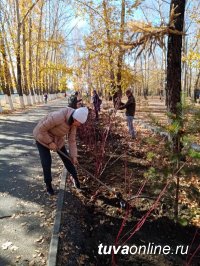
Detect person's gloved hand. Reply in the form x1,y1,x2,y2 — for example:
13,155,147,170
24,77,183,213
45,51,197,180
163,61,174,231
49,142,58,152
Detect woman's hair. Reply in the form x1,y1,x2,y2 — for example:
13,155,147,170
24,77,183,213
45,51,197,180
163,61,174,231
67,113,74,126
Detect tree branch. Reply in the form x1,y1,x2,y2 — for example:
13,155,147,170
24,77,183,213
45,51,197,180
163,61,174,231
74,0,105,21
20,0,42,26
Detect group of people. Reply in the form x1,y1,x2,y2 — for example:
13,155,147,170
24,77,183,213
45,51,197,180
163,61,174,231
33,89,136,195
68,90,102,120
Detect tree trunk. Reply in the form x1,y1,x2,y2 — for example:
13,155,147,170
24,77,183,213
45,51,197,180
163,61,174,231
0,3,18,92
28,16,35,104
143,54,149,99
182,26,189,96
0,61,4,112
194,70,200,90
22,11,29,98
3,32,18,92
166,0,186,222
35,2,44,99
0,59,6,106
188,65,192,97
0,30,14,110
116,0,125,95
102,0,116,96
15,0,25,108
166,0,186,115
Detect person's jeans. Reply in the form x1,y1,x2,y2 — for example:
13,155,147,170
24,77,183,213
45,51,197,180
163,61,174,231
126,116,136,137
36,141,77,184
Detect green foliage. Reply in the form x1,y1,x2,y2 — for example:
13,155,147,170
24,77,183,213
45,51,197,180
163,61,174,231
179,204,200,227
146,99,200,225
144,136,158,145
166,120,181,136
146,151,156,162
144,167,159,180
178,217,188,226
188,149,200,159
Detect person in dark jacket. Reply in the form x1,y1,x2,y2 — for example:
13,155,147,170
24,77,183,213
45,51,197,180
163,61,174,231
44,93,48,104
119,89,136,138
92,90,102,120
68,91,82,109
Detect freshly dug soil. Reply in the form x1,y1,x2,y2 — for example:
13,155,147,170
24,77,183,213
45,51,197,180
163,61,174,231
57,113,200,266
57,188,199,266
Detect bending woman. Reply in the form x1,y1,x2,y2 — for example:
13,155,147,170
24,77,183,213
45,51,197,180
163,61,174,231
33,107,88,195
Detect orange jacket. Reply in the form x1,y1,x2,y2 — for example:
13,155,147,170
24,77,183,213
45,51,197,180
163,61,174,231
33,107,77,157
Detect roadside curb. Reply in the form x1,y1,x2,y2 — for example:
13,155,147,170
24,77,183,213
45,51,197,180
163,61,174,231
135,118,200,152
47,168,67,266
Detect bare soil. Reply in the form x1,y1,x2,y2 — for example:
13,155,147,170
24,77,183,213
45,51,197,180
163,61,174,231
57,109,199,266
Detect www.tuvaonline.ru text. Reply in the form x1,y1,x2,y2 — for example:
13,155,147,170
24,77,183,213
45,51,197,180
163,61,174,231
98,243,189,255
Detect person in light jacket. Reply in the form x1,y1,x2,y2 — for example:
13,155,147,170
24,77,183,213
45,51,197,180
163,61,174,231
33,107,88,195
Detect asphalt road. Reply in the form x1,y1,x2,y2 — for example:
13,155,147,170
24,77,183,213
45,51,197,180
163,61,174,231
0,98,68,266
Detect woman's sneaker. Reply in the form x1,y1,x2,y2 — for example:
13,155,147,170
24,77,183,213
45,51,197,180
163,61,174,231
46,183,55,196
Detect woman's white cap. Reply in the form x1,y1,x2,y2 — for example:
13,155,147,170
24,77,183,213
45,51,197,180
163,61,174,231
72,107,89,124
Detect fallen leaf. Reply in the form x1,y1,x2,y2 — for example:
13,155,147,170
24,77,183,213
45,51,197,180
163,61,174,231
10,245,19,251
29,260,35,266
21,222,27,226
2,241,12,250
35,236,44,243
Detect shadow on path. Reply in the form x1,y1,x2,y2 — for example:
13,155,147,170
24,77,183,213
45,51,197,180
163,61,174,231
0,99,68,265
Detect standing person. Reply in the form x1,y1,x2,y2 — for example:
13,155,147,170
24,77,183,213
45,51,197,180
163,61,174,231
44,93,48,104
86,91,90,103
92,90,102,120
108,93,112,101
33,107,89,195
119,89,136,139
68,91,82,109
113,89,122,108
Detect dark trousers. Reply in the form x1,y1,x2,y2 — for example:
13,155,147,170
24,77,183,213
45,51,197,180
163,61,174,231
36,141,77,184
94,108,99,120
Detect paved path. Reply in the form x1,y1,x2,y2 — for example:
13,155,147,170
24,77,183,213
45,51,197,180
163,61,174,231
0,99,67,266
